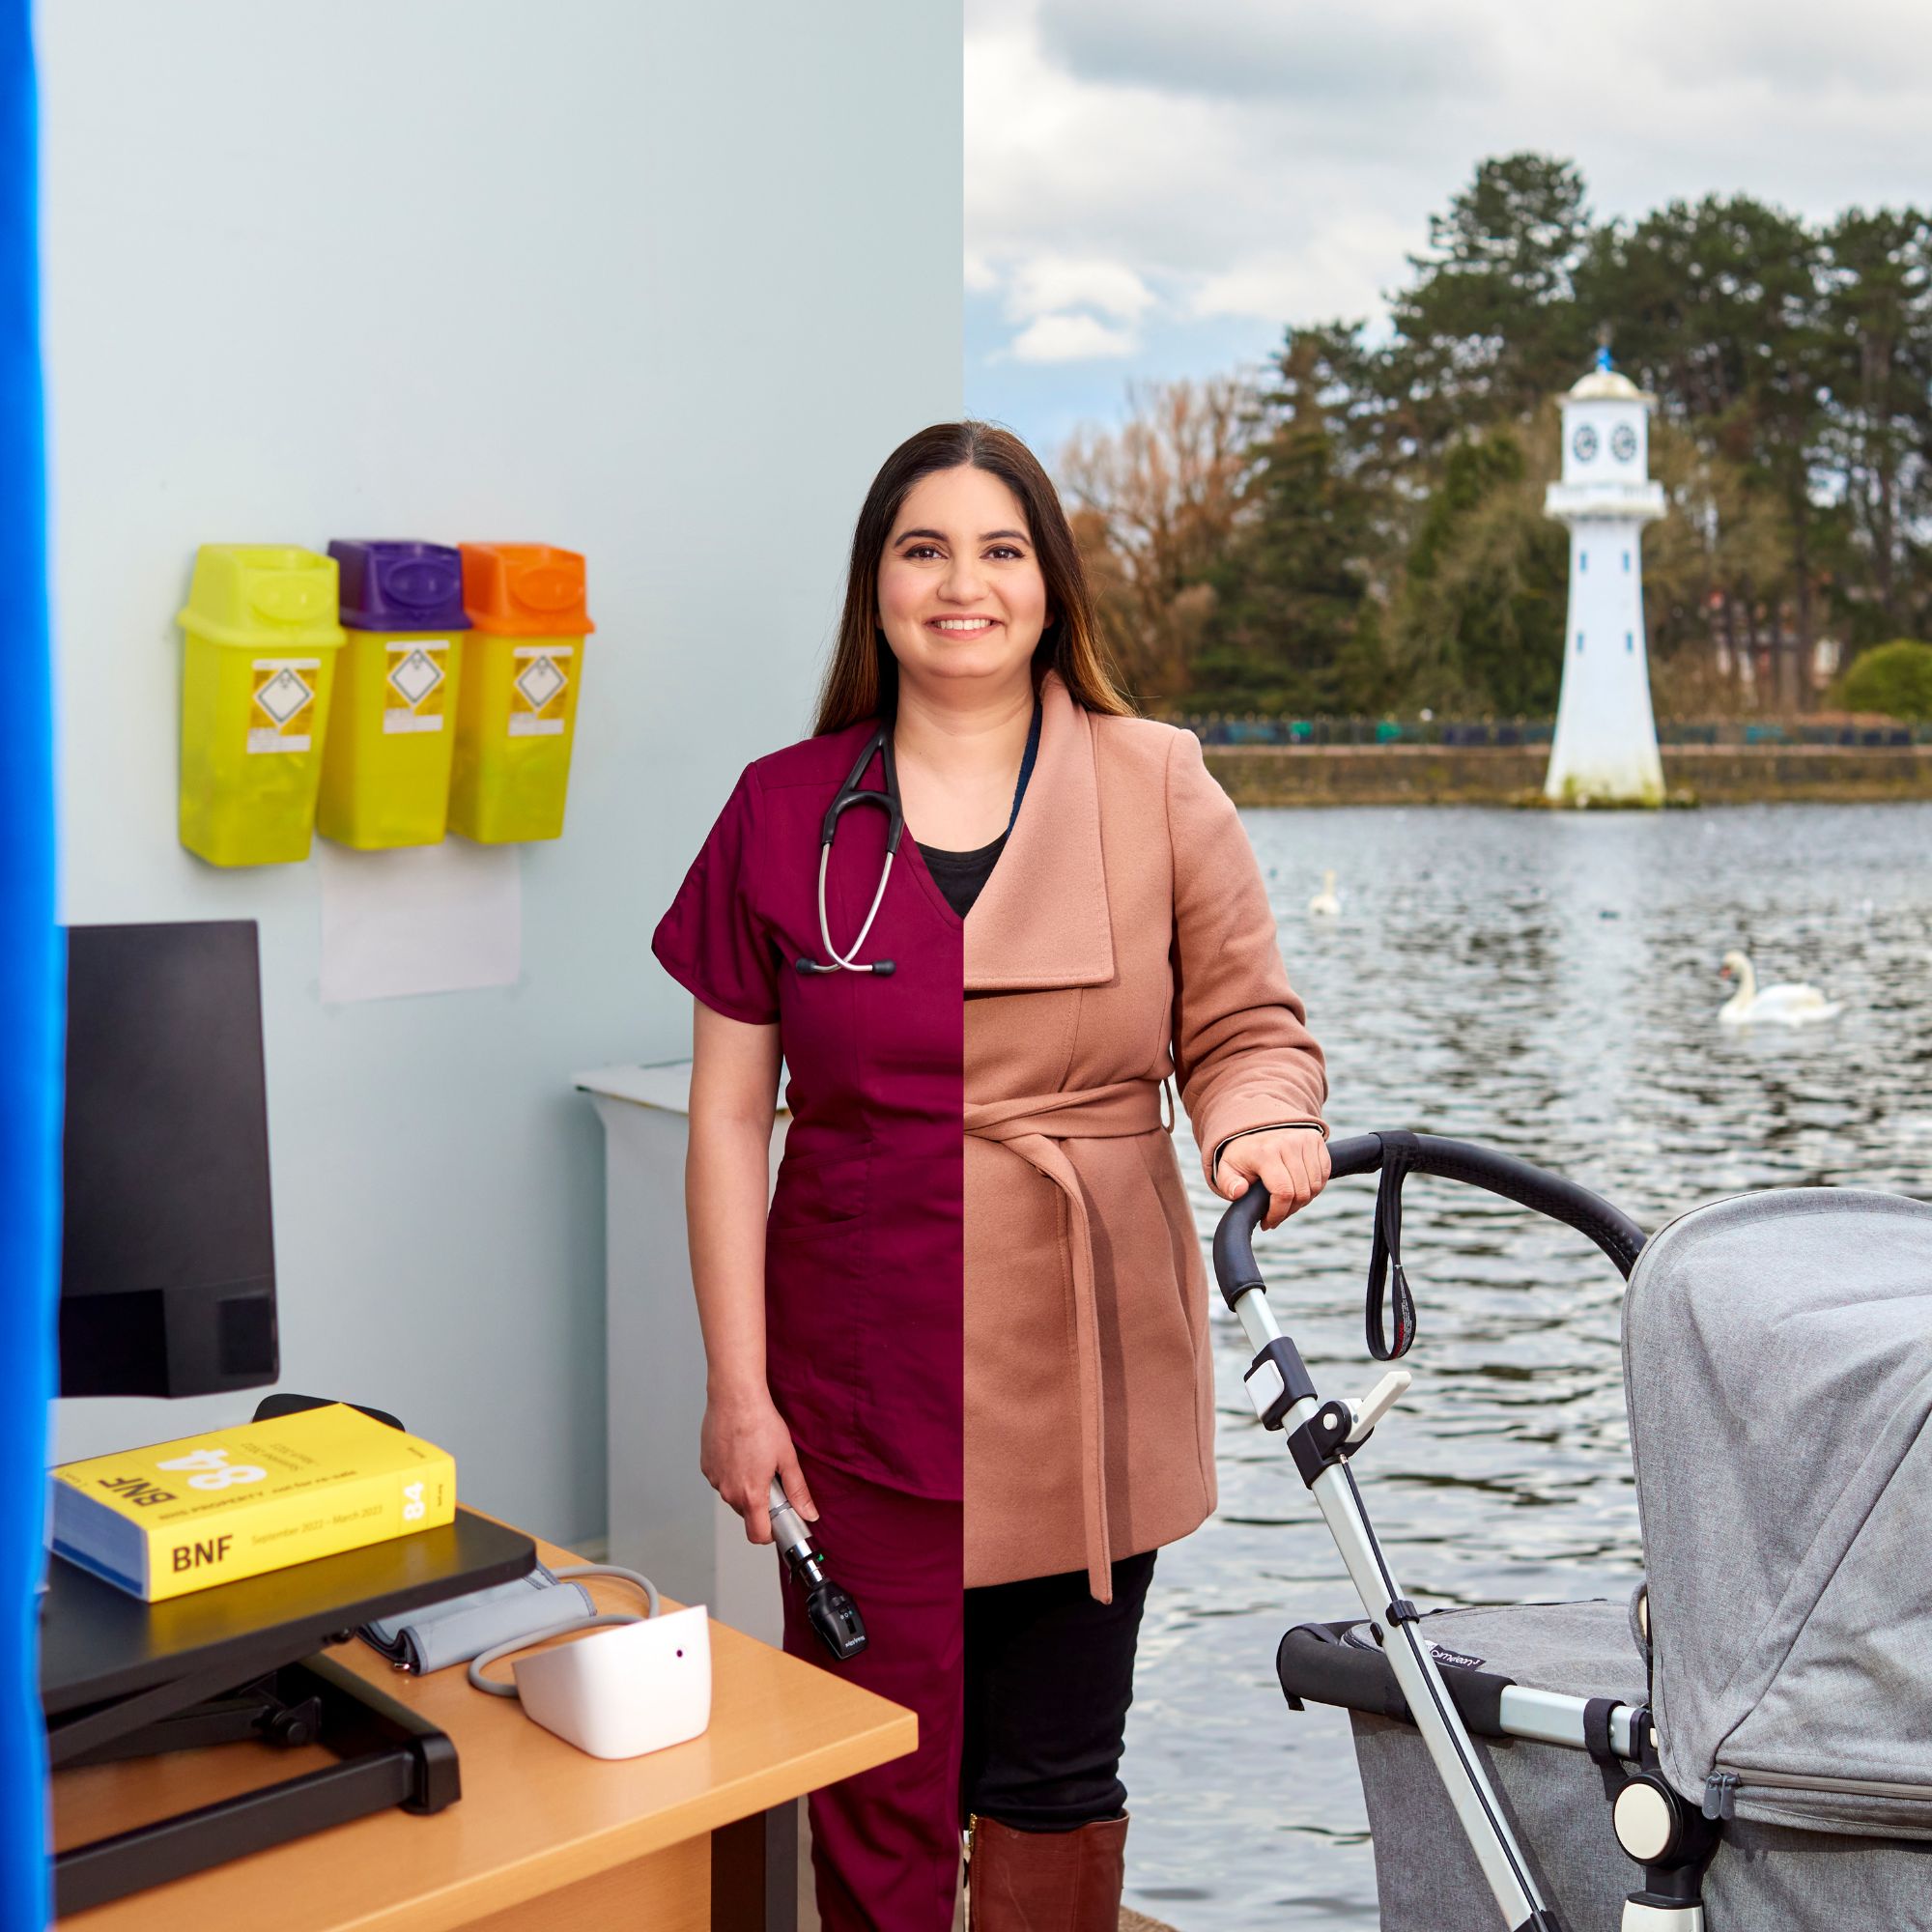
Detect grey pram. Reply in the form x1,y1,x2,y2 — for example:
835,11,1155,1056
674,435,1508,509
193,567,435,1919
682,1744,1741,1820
1217,1131,1932,1931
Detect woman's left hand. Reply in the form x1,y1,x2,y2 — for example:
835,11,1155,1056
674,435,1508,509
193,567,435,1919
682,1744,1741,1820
1214,1127,1330,1230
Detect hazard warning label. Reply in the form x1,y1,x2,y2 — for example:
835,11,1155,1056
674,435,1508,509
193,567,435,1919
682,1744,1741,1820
248,660,318,754
384,640,448,735
509,646,570,738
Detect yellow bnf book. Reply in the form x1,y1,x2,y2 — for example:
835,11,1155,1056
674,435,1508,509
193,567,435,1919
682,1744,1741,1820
50,1404,456,1602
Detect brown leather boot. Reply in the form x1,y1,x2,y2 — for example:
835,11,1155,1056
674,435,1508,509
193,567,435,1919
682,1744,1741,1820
966,1814,1127,1931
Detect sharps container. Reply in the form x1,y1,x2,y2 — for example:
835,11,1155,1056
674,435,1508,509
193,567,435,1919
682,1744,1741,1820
317,541,470,848
448,544,593,842
178,545,346,867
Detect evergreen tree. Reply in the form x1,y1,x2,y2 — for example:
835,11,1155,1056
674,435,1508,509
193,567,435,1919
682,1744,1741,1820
1192,326,1382,709
1390,429,1568,715
1817,209,1932,644
1195,412,1374,709
1392,154,1598,440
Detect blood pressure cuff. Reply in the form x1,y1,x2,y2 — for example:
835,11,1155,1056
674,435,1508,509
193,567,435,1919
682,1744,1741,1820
358,1565,596,1675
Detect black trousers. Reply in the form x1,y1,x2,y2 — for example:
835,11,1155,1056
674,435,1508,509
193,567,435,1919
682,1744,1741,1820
959,1549,1157,1833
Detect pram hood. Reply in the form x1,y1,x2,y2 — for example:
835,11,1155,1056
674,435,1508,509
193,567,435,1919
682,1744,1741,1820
1624,1186,1932,1835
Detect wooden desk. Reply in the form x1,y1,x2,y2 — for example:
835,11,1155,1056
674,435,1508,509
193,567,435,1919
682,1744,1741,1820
51,1528,915,1932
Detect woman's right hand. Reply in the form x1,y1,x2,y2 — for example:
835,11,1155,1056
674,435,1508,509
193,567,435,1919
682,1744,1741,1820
700,1385,819,1544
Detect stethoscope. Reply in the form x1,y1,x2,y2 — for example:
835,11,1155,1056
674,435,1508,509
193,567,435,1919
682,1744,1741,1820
795,723,903,978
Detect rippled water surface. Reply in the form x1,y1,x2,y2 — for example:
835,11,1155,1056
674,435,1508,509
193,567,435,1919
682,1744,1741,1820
1122,804,1932,1930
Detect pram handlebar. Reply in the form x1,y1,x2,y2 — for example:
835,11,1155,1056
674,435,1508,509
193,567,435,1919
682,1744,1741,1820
1217,1134,1654,1932
1212,1130,1647,1311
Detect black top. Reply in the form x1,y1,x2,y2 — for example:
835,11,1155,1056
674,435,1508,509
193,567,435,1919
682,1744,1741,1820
919,834,1007,918
912,697,1042,920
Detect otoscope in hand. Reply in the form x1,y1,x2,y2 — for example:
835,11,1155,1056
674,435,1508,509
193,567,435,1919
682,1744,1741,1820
768,1478,868,1662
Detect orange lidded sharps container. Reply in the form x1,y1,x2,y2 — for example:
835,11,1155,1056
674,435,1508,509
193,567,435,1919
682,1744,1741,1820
448,544,592,842
317,541,469,848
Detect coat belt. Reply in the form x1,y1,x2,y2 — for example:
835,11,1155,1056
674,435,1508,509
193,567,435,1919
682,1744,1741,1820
964,1078,1169,1605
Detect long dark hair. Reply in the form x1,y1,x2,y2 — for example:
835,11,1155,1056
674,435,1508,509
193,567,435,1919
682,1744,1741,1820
813,421,1133,733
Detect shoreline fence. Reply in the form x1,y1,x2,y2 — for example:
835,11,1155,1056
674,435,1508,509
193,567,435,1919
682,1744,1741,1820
1177,717,1931,750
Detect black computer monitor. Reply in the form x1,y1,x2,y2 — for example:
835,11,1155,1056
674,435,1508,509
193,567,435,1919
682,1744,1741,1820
59,920,279,1399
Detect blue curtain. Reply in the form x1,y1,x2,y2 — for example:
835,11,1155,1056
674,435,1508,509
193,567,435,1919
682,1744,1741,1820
0,0,54,1923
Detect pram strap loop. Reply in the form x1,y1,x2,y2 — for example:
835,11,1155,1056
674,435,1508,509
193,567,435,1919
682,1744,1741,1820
1583,1692,1631,1802
1583,1695,1623,1768
1367,1131,1421,1359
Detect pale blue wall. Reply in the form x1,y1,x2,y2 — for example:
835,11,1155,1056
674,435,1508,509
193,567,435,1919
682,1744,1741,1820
43,2,963,1547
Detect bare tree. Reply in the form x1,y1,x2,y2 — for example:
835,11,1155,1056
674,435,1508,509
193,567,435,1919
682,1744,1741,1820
1057,378,1251,699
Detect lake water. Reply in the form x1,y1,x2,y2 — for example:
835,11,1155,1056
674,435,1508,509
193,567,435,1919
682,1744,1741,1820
1122,803,1932,1930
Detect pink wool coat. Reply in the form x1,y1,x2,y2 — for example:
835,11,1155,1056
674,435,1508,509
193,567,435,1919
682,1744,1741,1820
963,672,1328,1602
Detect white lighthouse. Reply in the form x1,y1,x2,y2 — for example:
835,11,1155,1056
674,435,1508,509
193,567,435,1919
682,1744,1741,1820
1544,350,1667,806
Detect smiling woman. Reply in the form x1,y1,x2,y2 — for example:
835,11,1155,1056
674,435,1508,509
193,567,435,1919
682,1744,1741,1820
815,420,1130,739
655,419,1328,1930
936,436,1327,1932
653,433,976,1925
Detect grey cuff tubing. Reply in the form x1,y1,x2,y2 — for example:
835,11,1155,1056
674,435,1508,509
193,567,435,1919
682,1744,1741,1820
468,1566,662,1698
358,1563,659,1677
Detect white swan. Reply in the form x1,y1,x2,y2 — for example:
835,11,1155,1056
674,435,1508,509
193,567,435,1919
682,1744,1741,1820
1308,868,1341,918
1719,950,1840,1027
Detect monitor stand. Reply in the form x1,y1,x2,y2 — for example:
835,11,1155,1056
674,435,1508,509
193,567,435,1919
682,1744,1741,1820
43,1508,536,1917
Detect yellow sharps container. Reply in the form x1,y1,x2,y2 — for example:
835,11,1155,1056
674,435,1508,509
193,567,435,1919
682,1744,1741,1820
317,542,469,848
449,544,593,842
178,545,346,867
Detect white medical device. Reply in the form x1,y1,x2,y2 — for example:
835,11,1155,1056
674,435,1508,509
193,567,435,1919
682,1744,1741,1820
467,1566,712,1761
506,1604,711,1761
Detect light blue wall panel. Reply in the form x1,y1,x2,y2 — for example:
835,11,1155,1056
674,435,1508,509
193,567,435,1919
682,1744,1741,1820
42,2,964,1547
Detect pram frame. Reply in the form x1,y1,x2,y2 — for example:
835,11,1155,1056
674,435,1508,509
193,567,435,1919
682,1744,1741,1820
1220,1130,1717,1932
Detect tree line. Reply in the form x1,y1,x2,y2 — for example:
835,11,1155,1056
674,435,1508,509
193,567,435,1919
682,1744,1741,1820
1061,156,1932,718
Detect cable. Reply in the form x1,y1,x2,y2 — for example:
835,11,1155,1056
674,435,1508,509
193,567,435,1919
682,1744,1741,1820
553,1564,662,1617
467,1566,661,1698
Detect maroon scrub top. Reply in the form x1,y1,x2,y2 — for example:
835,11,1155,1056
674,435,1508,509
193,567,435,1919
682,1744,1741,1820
652,721,963,1500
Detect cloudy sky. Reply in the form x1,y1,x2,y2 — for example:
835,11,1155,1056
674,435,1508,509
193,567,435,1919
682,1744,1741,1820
964,0,1932,459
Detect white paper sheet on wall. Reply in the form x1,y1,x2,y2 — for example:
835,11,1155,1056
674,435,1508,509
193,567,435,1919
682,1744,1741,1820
319,840,522,1003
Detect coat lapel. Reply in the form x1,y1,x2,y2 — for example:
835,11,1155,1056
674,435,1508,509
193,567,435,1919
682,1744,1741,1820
965,671,1116,992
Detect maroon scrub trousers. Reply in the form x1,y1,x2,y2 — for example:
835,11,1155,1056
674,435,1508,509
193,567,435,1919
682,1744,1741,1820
654,722,964,1931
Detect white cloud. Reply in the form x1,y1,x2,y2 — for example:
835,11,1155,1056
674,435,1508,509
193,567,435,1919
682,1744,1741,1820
964,251,1001,294
1007,313,1140,363
1187,220,1415,326
1667,3,1932,95
1035,0,1494,104
1006,257,1154,324
966,0,1932,377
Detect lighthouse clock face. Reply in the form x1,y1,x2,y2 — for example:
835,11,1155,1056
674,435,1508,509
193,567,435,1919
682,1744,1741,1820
1611,423,1638,463
1572,423,1599,462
